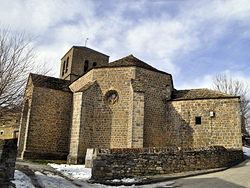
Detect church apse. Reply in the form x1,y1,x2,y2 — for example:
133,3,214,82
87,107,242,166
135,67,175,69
67,67,136,163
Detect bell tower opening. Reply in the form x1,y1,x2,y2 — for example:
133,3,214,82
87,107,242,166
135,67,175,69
84,60,89,72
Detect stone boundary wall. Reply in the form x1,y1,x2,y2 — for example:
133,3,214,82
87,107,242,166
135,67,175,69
0,138,17,182
91,146,243,181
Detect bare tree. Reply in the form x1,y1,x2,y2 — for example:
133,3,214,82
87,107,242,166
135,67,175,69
212,74,250,134
0,26,50,117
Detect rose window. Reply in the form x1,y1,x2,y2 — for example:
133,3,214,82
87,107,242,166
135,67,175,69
106,91,119,105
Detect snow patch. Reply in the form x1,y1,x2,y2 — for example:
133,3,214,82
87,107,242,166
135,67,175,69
110,178,145,183
11,170,35,188
48,163,91,180
243,146,250,159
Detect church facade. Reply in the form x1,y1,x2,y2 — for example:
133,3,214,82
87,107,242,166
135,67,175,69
17,46,242,164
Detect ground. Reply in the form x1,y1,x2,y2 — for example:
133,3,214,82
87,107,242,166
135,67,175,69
10,147,250,188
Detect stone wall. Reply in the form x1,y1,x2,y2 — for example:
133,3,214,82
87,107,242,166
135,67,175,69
20,85,72,160
92,67,133,149
68,82,102,164
91,146,243,181
67,67,173,163
0,126,19,140
168,98,242,149
0,111,20,140
0,138,17,182
127,91,144,148
135,68,173,147
68,67,135,163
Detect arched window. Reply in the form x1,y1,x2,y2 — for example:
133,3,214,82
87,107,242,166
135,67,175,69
62,61,66,76
93,62,97,67
84,60,89,72
65,57,69,73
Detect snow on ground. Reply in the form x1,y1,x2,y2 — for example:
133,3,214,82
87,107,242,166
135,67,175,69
48,163,91,180
110,178,144,183
11,147,250,188
47,163,147,186
243,146,250,158
11,164,174,187
11,170,35,188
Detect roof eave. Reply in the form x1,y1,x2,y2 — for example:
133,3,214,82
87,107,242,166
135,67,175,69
170,96,240,101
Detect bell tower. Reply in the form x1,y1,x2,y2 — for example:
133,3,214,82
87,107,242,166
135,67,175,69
60,46,109,81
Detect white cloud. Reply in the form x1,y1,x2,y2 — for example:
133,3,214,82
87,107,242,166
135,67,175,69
217,70,250,87
1,0,250,87
176,69,250,91
177,74,214,90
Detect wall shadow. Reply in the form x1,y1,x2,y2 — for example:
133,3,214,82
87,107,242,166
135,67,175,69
17,99,29,157
165,102,194,148
83,82,112,149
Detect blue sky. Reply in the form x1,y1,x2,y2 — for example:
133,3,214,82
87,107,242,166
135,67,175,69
1,0,250,90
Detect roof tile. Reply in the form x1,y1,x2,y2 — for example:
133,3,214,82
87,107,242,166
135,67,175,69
96,55,170,75
30,73,71,92
171,89,239,100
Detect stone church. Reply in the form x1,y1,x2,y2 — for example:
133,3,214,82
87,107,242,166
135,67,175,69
17,46,242,164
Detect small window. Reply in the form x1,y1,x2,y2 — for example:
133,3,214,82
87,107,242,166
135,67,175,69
84,60,89,72
3,121,5,125
62,60,66,76
0,131,3,135
195,117,201,125
65,57,69,73
93,62,97,67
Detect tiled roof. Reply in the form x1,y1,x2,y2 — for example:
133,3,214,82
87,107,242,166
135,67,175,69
30,73,71,92
96,55,170,75
61,46,109,60
73,46,109,57
171,89,239,101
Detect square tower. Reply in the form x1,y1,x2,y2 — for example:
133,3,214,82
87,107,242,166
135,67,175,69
60,46,109,81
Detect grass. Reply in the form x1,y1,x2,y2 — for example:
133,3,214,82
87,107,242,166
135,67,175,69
26,159,67,165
